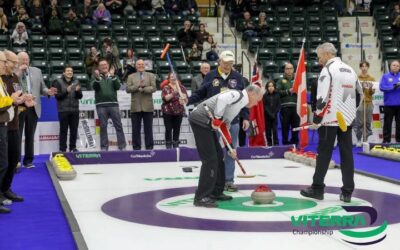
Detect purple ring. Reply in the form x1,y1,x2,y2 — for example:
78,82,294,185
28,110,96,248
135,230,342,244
101,184,400,232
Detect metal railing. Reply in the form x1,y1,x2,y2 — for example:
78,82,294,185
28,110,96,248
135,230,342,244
356,16,366,62
221,7,238,64
241,51,252,82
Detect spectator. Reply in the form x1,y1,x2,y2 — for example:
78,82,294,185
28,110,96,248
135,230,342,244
64,8,80,35
104,0,126,14
276,63,300,145
85,46,100,78
164,0,182,16
379,60,400,143
151,0,165,15
13,7,31,28
29,0,43,25
78,0,94,24
100,37,122,77
161,72,188,148
354,61,375,147
0,7,8,34
196,23,209,49
237,11,257,40
0,1,10,16
1,50,26,208
47,8,62,35
17,52,57,168
187,50,250,193
44,0,61,26
191,61,210,92
126,59,157,150
124,0,136,15
121,48,137,82
11,22,29,48
256,12,270,37
246,0,261,16
53,65,83,152
93,3,112,26
11,0,24,18
390,3,400,37
91,59,126,151
177,20,196,49
263,80,280,146
229,0,245,27
201,35,218,61
136,0,152,15
180,0,199,17
187,43,201,62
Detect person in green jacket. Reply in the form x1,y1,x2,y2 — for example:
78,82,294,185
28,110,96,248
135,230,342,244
92,58,126,151
275,62,300,145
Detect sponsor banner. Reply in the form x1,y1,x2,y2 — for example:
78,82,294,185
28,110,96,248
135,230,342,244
63,149,178,165
179,147,200,161
237,146,292,159
341,43,375,49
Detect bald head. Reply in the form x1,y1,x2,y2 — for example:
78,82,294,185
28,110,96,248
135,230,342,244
18,51,30,68
0,51,6,76
5,50,18,74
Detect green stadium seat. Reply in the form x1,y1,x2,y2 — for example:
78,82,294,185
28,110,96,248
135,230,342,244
115,36,131,49
149,36,163,49
324,26,339,37
381,36,397,47
156,15,171,25
277,6,289,16
262,37,278,49
307,48,318,60
307,73,319,90
290,26,305,38
378,25,392,36
377,15,390,25
75,74,90,90
308,16,321,26
278,17,290,28
140,15,154,25
31,47,47,61
31,24,43,35
50,60,66,74
274,48,291,61
68,60,86,74
42,74,50,87
306,5,320,16
276,60,291,71
308,26,322,37
271,26,283,37
308,61,321,72
164,36,179,48
383,47,399,60
136,48,152,59
169,48,183,60
65,36,81,49
80,24,96,36
292,16,306,26
293,37,307,48
66,48,83,61
271,73,284,82
310,37,323,48
279,37,293,48
179,73,193,88
47,36,64,48
156,61,171,74
209,61,218,70
174,61,190,74
171,15,184,26
323,16,338,27
151,48,163,60
82,36,97,48
30,35,45,48
159,25,176,36
132,36,147,49
261,60,278,75
112,25,127,37
128,25,143,36
258,48,274,61
125,15,139,25
322,5,337,17
325,36,340,48
111,14,124,25
189,61,202,74
144,25,159,37
31,60,49,74
248,37,262,54
96,25,112,37
291,6,304,17
265,16,277,26
291,48,301,59
48,48,65,61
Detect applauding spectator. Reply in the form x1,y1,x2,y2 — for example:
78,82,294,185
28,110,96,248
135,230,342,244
161,72,187,148
93,3,112,26
11,22,28,48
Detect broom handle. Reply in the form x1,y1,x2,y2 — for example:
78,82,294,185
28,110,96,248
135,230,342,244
292,120,338,131
204,105,247,175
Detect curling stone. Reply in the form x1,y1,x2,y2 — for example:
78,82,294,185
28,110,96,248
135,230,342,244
251,185,276,204
284,151,292,160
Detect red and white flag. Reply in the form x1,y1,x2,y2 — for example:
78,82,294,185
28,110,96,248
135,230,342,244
293,41,308,150
248,62,266,146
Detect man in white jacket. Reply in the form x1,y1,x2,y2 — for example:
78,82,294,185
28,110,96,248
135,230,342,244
188,85,263,208
300,43,363,203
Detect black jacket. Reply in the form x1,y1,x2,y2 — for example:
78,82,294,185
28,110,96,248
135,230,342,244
53,76,83,113
263,91,280,120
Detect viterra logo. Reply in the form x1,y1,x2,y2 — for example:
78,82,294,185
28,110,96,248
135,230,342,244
291,206,387,245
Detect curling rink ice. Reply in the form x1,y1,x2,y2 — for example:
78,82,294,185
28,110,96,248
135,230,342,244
58,159,400,250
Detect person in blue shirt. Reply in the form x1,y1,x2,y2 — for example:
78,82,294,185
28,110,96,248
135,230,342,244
187,50,249,192
379,60,400,143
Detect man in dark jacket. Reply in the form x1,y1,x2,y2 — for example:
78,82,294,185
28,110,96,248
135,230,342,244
53,65,83,152
263,80,280,146
177,20,197,49
276,63,300,145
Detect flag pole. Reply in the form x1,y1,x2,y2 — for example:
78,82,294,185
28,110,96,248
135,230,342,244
294,38,306,94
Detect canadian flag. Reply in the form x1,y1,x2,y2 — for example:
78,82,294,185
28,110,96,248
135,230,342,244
292,42,308,149
248,62,266,146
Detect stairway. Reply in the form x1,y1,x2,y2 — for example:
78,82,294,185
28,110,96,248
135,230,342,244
339,16,383,80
